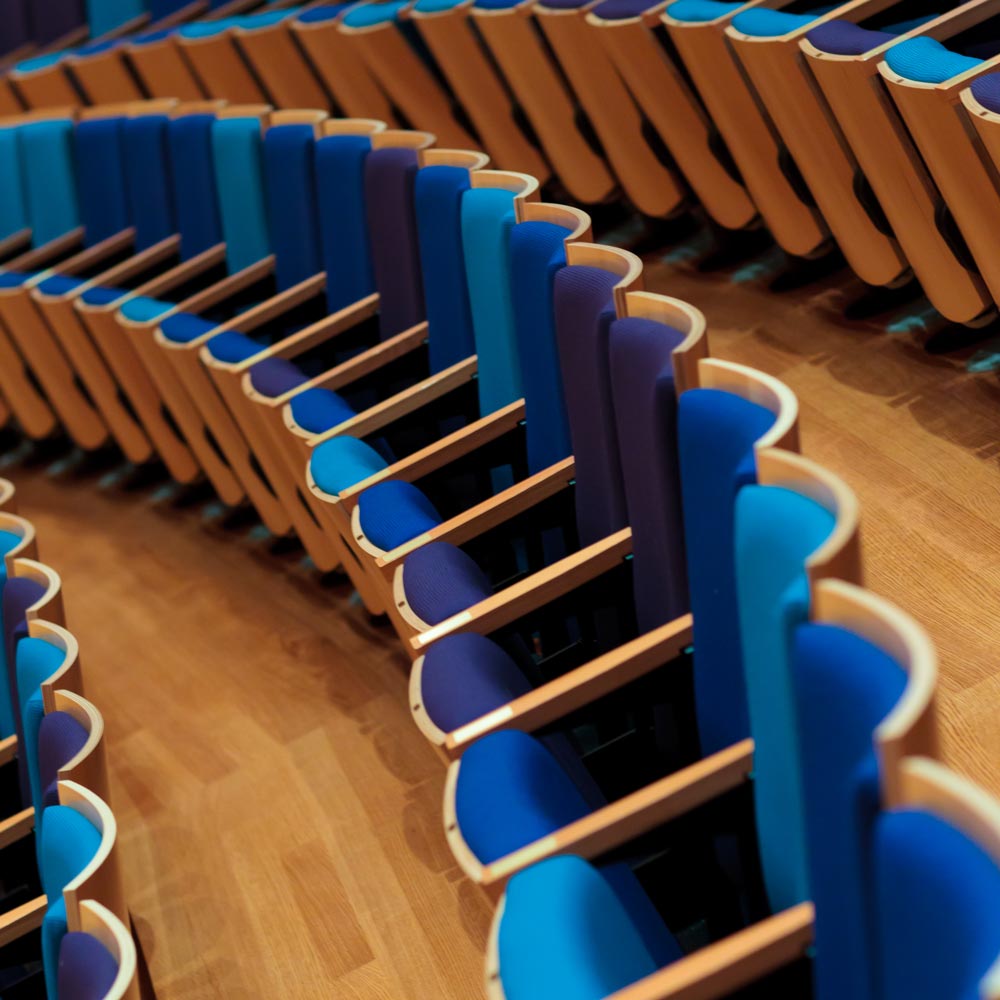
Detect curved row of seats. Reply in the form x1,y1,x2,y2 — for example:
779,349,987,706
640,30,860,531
0,478,140,999
13,1,1000,330
0,97,996,999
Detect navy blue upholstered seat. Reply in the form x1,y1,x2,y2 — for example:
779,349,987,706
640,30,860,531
58,931,120,1000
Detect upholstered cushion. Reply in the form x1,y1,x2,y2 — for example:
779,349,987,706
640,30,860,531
665,0,741,22
74,116,130,247
884,36,982,83
592,0,657,19
342,0,408,27
0,270,34,289
412,0,468,11
58,932,120,1000
237,7,300,29
119,296,173,324
455,729,593,863
73,38,123,58
130,27,176,44
35,274,88,298
212,117,270,274
499,857,666,1000
168,113,223,260
356,480,443,552
38,710,90,810
178,17,240,38
309,435,389,496
123,114,175,252
474,0,524,8
289,387,356,433
15,52,67,74
0,126,26,243
806,20,897,55
79,285,129,308
731,7,826,36
970,72,1000,113
401,542,492,626
248,357,309,397
420,633,532,733
159,311,218,346
538,0,591,9
205,329,261,363
297,4,352,23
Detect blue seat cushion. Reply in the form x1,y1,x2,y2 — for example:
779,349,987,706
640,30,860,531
159,311,218,345
178,17,240,37
297,4,352,22
420,632,532,733
356,480,444,552
538,0,592,8
0,270,35,289
119,296,174,323
970,71,1000,113
15,52,66,74
35,274,87,298
731,7,827,35
248,356,309,397
474,0,524,8
412,0,467,10
455,729,593,864
309,435,389,496
884,36,983,83
131,27,176,44
289,387,356,433
342,1,408,26
666,0,741,21
79,285,129,307
591,0,654,17
205,329,261,363
806,19,897,55
402,541,492,626
500,856,665,1000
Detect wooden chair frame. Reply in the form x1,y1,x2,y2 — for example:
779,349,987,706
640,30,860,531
9,59,79,111
75,899,140,1000
725,0,908,286
177,22,270,104
126,31,208,101
66,47,144,105
803,10,993,323
878,0,1000,312
587,2,757,229
661,0,829,257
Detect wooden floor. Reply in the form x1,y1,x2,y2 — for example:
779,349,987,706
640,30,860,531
9,240,1000,998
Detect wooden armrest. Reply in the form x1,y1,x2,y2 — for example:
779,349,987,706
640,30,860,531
239,293,384,375
482,739,755,887
41,228,136,278
606,903,814,1000
174,255,275,316
0,733,17,767
206,271,327,345
0,894,46,949
8,229,85,271
335,401,526,504
412,527,634,653
0,806,34,851
80,234,181,287
316,355,478,443
378,457,577,572
131,243,228,300
444,613,693,757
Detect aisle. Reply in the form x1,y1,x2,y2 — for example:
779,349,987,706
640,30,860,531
8,246,1000,997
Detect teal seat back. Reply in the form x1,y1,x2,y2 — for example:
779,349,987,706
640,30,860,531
460,187,520,416
86,0,145,37
735,484,836,912
19,118,81,248
211,117,271,276
0,126,27,244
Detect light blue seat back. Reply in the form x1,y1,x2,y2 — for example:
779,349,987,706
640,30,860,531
123,114,175,253
416,164,476,375
262,123,323,293
167,113,223,262
315,133,376,315
461,187,520,416
40,802,104,1000
86,0,145,38
0,126,27,244
793,622,908,1000
874,803,1000,1000
211,117,271,275
19,118,81,248
677,389,776,755
0,528,22,738
735,484,836,912
74,115,131,248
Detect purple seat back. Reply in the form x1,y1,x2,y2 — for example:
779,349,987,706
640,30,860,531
363,147,426,339
553,265,628,548
58,931,120,1000
609,316,690,630
39,710,90,808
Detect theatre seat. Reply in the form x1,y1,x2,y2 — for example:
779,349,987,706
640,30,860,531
884,35,983,82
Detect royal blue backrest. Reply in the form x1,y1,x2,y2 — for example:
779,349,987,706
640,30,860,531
263,123,323,293
315,133,376,315
0,126,27,244
364,146,426,338
19,119,81,248
677,389,775,756
875,807,1000,1000
461,187,520,415
30,0,86,48
553,265,627,549
74,116,130,248
510,220,573,474
609,315,690,629
59,932,121,1000
86,0,144,38
793,622,907,1000
735,484,836,913
416,164,476,375
123,114,175,253
0,0,30,56
168,113,223,261
212,117,271,275
38,710,89,809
